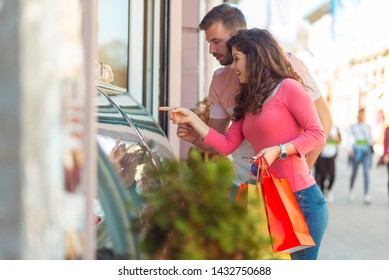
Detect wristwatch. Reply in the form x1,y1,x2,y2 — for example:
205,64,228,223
279,144,287,160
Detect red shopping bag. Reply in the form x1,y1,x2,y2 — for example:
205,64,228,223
259,157,316,254
236,173,291,259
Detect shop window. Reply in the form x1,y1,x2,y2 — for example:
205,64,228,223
97,0,129,89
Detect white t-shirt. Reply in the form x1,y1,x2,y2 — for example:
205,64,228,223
320,126,341,158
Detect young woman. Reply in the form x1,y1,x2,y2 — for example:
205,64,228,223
160,28,328,260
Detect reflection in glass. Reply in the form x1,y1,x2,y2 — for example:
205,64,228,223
94,89,175,259
98,87,175,166
95,60,114,83
97,0,128,89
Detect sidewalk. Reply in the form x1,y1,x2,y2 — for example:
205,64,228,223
318,148,389,260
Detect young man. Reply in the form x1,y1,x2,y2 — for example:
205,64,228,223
176,3,332,190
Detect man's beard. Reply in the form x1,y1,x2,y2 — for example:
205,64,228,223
218,54,233,66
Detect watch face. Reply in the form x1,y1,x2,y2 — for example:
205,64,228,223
279,144,287,160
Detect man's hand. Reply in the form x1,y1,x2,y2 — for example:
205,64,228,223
177,123,200,144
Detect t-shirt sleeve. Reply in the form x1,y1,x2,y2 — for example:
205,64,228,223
287,52,322,101
208,79,230,119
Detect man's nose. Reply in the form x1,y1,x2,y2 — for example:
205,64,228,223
209,43,216,54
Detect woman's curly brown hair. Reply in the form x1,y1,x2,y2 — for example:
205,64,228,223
227,28,309,121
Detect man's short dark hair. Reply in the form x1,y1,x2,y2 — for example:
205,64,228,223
199,3,247,35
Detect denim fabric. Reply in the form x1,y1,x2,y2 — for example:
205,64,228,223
229,184,241,201
290,183,329,260
353,145,370,162
350,146,371,194
231,181,328,260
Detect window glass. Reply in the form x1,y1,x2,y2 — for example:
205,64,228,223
96,90,153,197
97,0,128,89
101,87,175,163
95,142,141,259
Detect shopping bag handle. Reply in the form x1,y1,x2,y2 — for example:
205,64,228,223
247,157,264,184
249,156,277,183
257,156,278,182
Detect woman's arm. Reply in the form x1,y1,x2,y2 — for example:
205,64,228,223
284,80,326,156
251,80,326,167
159,106,244,155
159,107,210,138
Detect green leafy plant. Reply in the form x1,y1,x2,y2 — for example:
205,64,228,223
140,149,275,260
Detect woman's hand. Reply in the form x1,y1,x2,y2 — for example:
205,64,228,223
252,146,281,166
159,107,197,124
159,106,211,139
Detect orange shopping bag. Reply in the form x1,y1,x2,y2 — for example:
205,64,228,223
236,174,291,259
259,157,316,254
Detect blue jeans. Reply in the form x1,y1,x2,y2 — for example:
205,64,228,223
231,182,328,259
291,184,329,260
350,147,371,194
229,184,240,201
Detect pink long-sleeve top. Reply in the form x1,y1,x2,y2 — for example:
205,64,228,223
203,79,326,192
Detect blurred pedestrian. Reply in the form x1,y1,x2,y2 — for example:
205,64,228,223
348,108,374,204
378,125,389,205
314,125,341,203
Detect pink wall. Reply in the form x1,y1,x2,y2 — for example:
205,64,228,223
179,0,200,159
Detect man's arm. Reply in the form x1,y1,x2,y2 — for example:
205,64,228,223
208,117,230,133
306,96,332,169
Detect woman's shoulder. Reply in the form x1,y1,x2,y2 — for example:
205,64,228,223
281,78,302,87
279,78,307,94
